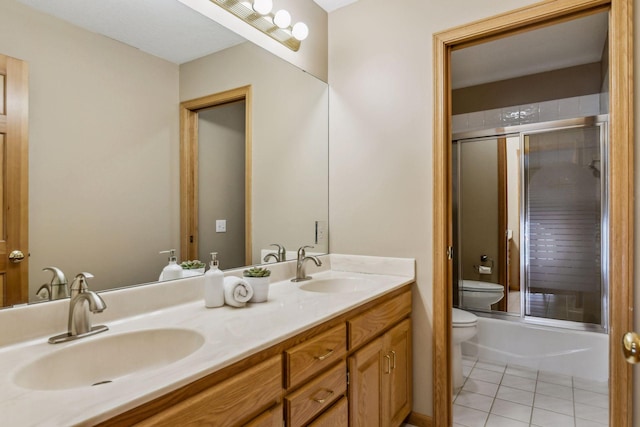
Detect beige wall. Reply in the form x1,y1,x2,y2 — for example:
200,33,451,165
460,140,500,285
198,102,246,269
452,62,602,114
0,0,180,293
328,0,545,417
180,42,329,264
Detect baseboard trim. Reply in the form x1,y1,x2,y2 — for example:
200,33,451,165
406,411,433,427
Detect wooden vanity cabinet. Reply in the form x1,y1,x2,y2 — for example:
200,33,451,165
133,355,282,427
244,404,284,427
348,296,412,427
101,286,412,427
307,396,348,427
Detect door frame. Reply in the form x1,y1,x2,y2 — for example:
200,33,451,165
180,85,253,265
432,1,633,425
1,54,29,306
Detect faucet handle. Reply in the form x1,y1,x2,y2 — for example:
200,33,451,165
43,267,68,285
70,272,94,295
297,245,314,258
270,243,285,252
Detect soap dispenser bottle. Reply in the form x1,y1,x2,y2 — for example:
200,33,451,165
204,252,224,308
159,249,183,281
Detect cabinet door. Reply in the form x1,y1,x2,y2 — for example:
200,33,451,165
384,318,412,427
348,336,384,427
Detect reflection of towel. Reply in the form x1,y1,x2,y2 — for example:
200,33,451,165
223,277,254,308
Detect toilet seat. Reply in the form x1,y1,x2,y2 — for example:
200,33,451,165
452,307,477,327
461,280,503,293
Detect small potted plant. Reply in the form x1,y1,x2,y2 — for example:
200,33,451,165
243,267,271,303
180,260,206,277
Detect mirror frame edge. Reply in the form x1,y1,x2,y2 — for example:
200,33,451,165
180,85,253,265
432,1,633,426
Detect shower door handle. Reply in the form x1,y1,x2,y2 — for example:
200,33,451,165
622,332,640,364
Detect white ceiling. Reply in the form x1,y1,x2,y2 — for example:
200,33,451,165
16,0,247,64
312,0,358,13
452,12,609,89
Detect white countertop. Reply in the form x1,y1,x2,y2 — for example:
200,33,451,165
0,254,414,426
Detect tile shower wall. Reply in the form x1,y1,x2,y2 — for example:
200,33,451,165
452,94,603,134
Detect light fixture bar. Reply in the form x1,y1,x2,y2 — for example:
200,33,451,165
210,0,302,51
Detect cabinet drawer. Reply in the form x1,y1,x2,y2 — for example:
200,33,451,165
285,323,347,389
307,396,348,427
285,362,346,427
136,355,282,426
348,290,411,350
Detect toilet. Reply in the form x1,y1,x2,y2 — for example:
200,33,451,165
452,308,478,390
461,280,504,310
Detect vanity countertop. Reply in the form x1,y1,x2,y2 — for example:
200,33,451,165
0,254,414,426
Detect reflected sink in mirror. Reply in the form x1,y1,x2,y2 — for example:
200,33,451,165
299,277,373,293
13,328,205,391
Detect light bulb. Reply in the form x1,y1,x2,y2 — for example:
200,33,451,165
292,22,309,41
273,10,291,29
252,0,272,15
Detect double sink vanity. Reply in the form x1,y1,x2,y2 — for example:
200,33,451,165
0,254,415,426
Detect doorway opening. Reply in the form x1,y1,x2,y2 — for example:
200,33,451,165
180,86,252,269
432,1,633,426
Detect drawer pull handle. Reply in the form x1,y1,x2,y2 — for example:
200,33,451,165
390,350,397,370
384,354,391,374
314,348,334,361
311,388,334,404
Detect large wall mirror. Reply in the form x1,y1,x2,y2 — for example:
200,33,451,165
0,0,328,306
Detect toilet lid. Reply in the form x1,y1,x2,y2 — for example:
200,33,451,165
452,308,477,326
461,280,503,292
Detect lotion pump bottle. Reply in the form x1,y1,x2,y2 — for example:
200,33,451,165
204,252,224,308
159,249,183,281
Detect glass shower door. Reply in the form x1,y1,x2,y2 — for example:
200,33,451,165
523,124,606,330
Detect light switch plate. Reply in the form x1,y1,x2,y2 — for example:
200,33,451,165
216,220,226,233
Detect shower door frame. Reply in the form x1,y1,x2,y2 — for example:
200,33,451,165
432,1,634,426
521,118,609,331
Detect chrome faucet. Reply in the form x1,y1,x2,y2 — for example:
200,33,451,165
291,245,322,282
36,266,68,301
263,243,286,263
48,272,108,344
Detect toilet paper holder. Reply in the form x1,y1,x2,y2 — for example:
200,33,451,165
474,255,493,275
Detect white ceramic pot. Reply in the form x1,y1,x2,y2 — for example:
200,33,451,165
246,277,270,303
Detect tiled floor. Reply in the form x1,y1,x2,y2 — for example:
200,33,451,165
453,356,609,427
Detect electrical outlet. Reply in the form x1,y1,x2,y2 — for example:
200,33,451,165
216,220,226,233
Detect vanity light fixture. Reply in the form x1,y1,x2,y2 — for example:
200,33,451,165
210,0,308,51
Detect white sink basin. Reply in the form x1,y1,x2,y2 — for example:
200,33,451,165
299,277,373,293
13,328,205,391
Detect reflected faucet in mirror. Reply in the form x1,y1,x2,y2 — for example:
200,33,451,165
36,267,68,301
48,272,108,344
263,244,286,263
292,246,322,282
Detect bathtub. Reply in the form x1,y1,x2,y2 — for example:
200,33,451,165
461,316,608,381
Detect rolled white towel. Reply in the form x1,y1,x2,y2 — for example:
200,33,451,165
223,276,254,307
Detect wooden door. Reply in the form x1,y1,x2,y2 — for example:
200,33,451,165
384,319,412,427
348,336,384,427
0,54,29,307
